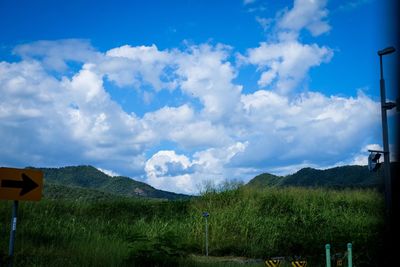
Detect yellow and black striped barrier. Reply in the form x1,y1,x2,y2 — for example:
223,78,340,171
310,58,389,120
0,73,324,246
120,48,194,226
265,259,282,267
291,260,307,267
265,257,308,267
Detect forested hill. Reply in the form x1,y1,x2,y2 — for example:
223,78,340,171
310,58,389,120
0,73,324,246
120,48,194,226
246,163,399,190
27,163,398,201
27,165,190,200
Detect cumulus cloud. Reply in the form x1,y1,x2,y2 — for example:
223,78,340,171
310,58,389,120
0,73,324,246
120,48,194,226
278,0,331,37
0,55,148,175
0,33,383,194
144,150,195,194
244,41,333,94
141,104,231,149
101,44,176,90
174,44,243,120
13,39,101,72
145,143,247,194
238,0,333,95
230,90,381,169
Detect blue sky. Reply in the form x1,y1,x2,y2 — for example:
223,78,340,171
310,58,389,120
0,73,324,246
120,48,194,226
0,0,398,194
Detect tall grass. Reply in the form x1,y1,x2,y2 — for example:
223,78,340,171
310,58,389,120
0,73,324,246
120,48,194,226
191,187,384,265
0,187,385,266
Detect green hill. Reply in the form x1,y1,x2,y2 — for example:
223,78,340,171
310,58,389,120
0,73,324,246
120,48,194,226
246,164,395,190
43,183,129,201
28,165,190,200
282,165,384,188
246,172,283,187
30,162,397,201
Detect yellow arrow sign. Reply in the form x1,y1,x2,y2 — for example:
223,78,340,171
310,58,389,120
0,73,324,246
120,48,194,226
0,168,43,201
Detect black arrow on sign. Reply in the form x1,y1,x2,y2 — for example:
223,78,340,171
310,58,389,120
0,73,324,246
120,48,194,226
1,173,39,196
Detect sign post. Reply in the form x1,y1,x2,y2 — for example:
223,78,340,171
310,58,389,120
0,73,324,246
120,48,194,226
0,167,43,267
9,201,19,260
202,212,209,257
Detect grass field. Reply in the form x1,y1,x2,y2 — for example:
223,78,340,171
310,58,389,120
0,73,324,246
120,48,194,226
0,186,385,266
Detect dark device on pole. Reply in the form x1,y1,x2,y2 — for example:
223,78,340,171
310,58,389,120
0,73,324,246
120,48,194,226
378,46,396,56
368,152,381,172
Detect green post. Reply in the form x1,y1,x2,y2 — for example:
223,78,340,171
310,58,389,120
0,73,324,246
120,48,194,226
325,244,331,267
347,243,352,267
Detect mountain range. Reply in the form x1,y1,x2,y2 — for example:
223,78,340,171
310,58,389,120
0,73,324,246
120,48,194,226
29,165,190,201
245,164,396,190
27,163,397,201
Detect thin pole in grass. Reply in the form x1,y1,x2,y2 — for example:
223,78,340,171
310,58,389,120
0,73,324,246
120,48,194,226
325,244,331,267
347,243,352,267
8,200,19,267
202,212,209,256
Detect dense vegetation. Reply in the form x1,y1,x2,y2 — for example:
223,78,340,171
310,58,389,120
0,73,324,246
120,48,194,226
34,165,190,200
0,186,385,266
33,164,392,202
246,164,389,190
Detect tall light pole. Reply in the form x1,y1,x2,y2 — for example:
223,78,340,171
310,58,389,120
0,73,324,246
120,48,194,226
377,46,396,217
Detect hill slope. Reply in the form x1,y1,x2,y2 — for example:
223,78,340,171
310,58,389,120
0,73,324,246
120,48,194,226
30,165,190,200
246,164,393,190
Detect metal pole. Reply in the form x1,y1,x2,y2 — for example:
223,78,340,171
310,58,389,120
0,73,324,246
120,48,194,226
205,217,208,257
8,201,19,267
325,244,331,267
379,54,393,216
347,243,352,267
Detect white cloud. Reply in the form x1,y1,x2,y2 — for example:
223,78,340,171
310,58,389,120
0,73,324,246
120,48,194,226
239,0,333,95
145,143,247,194
243,0,256,5
244,40,333,94
0,37,384,195
338,0,372,12
98,167,120,177
350,155,369,166
174,44,243,120
13,39,100,72
141,104,231,149
145,150,195,194
278,0,331,37
193,142,247,171
0,53,149,175
102,44,176,90
145,150,192,177
230,90,381,168
143,104,194,125
100,43,244,123
256,16,272,32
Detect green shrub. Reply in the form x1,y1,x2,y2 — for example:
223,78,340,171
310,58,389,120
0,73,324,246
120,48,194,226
124,230,189,266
